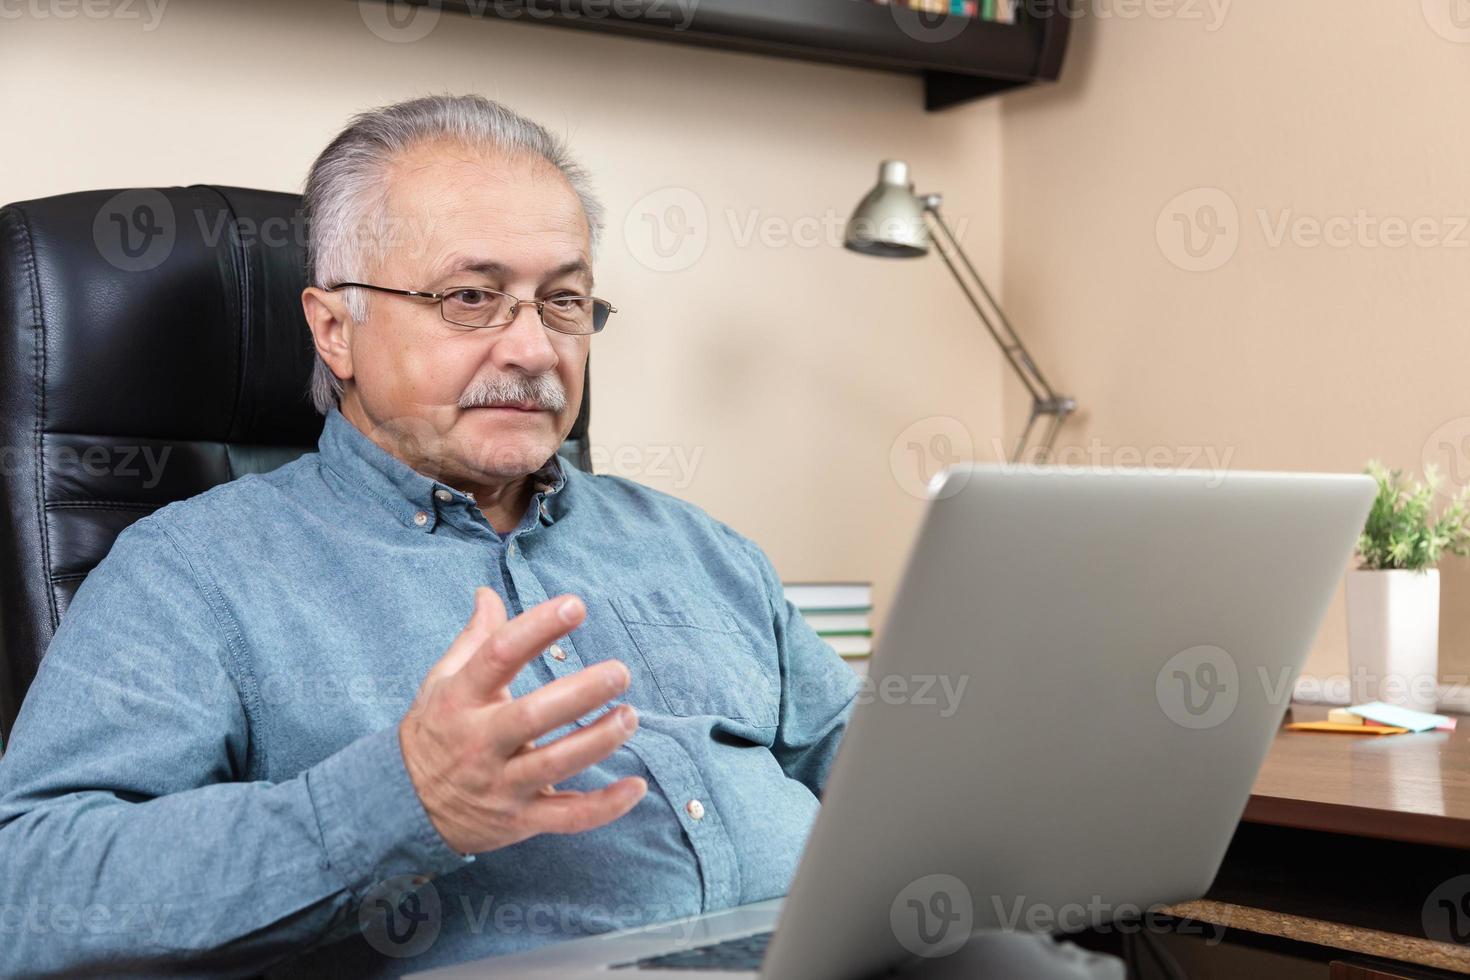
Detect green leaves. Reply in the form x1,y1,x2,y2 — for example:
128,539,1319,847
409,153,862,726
1356,460,1470,572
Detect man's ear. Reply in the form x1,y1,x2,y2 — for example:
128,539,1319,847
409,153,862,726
302,287,354,387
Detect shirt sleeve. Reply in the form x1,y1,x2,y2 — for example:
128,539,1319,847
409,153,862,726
721,525,859,796
0,515,471,976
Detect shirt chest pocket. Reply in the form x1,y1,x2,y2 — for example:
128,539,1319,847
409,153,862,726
610,590,779,729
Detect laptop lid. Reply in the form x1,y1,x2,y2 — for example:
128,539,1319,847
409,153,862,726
761,465,1374,980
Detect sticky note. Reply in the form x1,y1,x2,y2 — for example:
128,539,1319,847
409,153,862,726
1285,721,1409,736
1347,702,1456,733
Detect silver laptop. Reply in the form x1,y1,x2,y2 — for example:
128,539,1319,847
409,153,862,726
412,465,1375,980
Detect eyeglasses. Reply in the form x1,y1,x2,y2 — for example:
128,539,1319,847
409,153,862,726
326,282,616,335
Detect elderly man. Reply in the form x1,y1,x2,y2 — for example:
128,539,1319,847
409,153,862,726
0,95,857,977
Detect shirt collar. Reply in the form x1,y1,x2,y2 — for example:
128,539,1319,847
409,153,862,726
316,406,569,532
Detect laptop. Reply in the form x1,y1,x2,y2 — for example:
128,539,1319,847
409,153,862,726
411,464,1375,979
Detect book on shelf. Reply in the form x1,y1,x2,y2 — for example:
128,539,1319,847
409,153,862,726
823,634,874,658
864,0,1016,22
801,611,872,634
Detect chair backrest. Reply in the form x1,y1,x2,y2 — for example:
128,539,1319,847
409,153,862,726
0,185,591,741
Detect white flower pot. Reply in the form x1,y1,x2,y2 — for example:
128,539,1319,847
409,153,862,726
1344,568,1440,712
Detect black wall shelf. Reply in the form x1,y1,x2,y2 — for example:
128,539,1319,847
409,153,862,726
419,0,1069,110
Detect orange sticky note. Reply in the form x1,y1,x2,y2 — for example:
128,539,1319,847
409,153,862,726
1285,721,1410,736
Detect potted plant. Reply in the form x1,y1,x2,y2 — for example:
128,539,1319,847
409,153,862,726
1347,462,1470,711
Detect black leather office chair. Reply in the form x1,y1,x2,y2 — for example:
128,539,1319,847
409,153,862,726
0,185,591,742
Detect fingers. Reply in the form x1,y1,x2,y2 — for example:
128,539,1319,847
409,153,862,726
423,587,506,688
506,704,639,790
526,777,648,835
490,660,631,752
454,593,587,703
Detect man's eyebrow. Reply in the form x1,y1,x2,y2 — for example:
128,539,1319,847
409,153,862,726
546,259,593,284
438,258,593,286
447,259,511,280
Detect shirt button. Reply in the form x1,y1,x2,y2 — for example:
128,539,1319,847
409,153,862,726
412,511,428,526
434,489,452,503
549,643,567,661
685,799,705,821
508,542,518,557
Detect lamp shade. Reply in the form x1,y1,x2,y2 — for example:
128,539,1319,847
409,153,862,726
843,160,930,258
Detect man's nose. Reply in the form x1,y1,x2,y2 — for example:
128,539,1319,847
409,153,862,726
490,302,558,375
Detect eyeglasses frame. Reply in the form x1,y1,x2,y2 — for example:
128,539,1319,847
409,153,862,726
324,281,616,335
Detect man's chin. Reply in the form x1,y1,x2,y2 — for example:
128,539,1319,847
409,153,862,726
456,410,561,474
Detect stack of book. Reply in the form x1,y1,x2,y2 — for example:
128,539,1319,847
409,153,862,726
784,582,874,673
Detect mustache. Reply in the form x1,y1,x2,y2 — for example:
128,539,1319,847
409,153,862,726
458,372,568,412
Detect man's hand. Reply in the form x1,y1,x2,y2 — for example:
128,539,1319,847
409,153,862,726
400,587,647,856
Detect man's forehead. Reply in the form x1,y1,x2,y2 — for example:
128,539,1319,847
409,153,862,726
378,141,591,277
431,253,593,284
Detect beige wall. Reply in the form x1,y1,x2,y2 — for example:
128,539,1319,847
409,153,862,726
0,0,1009,633
12,1,1444,690
1000,0,1470,687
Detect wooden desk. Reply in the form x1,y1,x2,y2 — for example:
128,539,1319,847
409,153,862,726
1162,705,1470,976
1244,704,1470,850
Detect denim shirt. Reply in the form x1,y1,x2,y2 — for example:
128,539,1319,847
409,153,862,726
0,407,859,978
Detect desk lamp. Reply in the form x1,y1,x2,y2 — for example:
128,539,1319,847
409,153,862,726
843,160,1077,463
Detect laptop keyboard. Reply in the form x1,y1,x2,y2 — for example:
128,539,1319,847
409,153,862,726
611,930,773,971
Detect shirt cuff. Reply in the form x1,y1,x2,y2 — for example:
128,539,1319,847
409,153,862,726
307,725,474,895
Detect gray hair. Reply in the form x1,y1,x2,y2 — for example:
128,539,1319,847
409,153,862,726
301,94,605,415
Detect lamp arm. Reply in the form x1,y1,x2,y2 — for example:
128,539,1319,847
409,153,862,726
923,202,1077,463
